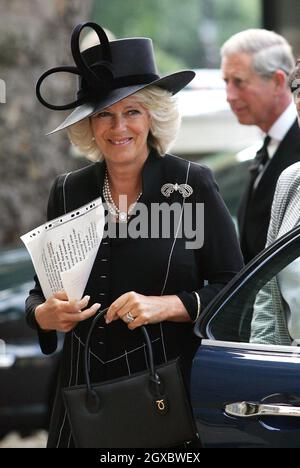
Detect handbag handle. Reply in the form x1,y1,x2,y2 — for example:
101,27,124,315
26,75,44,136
84,308,165,412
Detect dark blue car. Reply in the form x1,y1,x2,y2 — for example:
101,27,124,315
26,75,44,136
0,248,60,438
191,224,300,448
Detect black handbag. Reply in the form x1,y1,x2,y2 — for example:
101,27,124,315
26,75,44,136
62,308,198,448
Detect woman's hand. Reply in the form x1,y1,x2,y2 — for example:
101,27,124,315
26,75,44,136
105,291,190,329
35,291,100,333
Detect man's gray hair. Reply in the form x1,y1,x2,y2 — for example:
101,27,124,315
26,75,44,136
221,29,295,78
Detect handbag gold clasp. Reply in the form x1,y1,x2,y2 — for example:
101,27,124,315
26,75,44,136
156,399,165,411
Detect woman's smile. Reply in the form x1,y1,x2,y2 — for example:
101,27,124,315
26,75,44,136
91,96,151,165
108,137,133,146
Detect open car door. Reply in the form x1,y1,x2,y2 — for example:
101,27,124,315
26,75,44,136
191,225,300,448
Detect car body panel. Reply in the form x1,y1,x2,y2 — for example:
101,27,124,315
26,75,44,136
191,340,300,448
0,248,61,437
0,343,59,435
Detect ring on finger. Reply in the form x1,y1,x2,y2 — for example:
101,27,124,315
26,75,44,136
125,312,135,323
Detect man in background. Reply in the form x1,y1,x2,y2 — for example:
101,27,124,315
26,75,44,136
221,29,300,263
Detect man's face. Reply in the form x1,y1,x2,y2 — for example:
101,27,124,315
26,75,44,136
221,52,278,132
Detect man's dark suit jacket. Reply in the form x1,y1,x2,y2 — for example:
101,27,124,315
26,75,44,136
238,119,300,264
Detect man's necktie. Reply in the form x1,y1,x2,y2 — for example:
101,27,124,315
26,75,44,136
249,135,271,180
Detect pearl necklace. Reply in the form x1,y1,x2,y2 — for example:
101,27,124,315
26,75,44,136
102,171,142,222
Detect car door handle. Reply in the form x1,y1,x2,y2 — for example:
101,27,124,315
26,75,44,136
225,401,300,418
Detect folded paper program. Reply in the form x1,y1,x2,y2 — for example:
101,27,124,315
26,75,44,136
21,198,105,300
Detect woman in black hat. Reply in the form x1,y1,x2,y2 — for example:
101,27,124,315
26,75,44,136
26,22,243,447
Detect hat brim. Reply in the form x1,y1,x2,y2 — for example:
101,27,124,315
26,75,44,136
47,70,195,135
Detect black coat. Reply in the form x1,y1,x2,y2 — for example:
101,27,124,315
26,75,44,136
25,151,243,447
238,119,300,263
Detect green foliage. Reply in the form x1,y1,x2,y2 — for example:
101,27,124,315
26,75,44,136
213,0,262,58
92,0,261,70
92,0,202,71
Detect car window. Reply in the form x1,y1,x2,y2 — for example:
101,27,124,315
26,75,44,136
0,248,35,341
0,249,34,291
199,226,300,346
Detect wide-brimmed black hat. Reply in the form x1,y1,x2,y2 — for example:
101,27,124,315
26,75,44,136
36,22,195,134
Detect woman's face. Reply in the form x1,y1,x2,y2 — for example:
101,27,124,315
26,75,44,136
90,95,151,167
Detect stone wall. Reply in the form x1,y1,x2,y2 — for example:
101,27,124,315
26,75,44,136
0,0,93,245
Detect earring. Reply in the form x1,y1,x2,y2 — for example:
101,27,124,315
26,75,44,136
91,137,95,142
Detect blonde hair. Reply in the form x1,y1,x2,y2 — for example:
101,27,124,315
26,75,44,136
67,86,180,161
